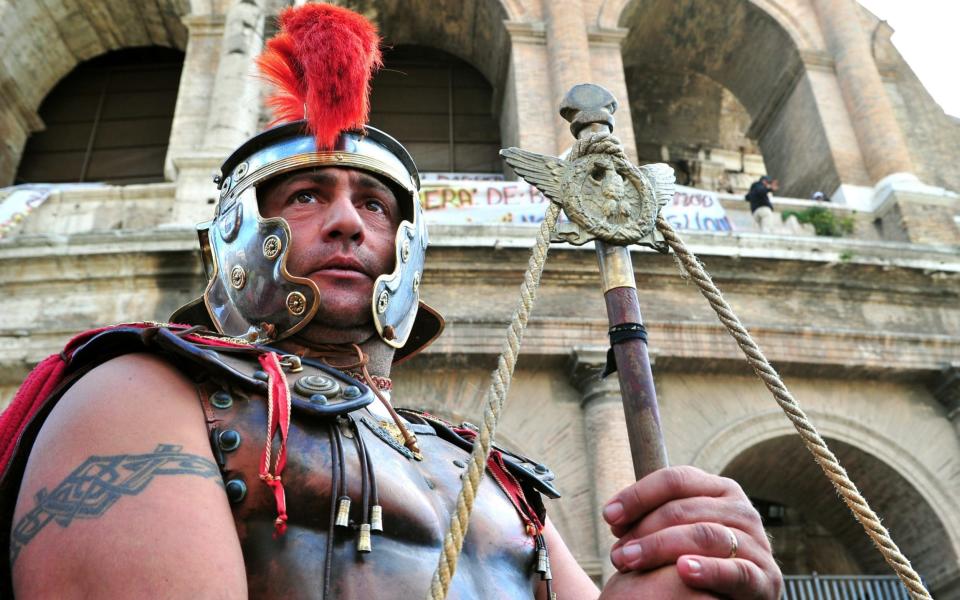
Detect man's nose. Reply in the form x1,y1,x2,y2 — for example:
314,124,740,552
319,192,364,242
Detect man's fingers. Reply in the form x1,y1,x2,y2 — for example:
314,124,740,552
677,555,780,600
610,523,750,573
611,496,768,551
603,466,740,529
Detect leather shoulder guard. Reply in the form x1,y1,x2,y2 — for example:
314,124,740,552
396,408,560,533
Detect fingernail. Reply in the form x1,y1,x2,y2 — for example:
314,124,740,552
603,501,624,523
685,557,702,575
622,540,642,562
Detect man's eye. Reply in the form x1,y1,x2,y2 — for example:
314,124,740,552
293,191,317,204
365,199,386,214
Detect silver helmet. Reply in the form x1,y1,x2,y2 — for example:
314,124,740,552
190,122,441,358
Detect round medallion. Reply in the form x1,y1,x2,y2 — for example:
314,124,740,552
294,374,341,398
560,154,656,245
219,176,231,198
401,239,411,262
286,291,307,316
412,271,421,292
230,266,246,289
377,290,389,314
263,235,282,259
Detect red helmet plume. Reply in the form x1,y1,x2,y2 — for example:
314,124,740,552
256,3,382,150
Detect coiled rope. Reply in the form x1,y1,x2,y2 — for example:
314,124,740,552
427,132,930,599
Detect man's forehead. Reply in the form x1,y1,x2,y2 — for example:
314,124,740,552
270,167,394,194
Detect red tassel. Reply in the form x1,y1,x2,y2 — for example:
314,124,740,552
257,4,382,150
258,352,291,537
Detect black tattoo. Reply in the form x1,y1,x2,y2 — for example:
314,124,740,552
11,444,222,564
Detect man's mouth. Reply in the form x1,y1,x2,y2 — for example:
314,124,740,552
311,257,369,278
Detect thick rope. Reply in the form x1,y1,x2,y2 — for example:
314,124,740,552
655,216,931,600
427,201,562,599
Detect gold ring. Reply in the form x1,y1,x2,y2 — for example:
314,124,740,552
726,527,739,559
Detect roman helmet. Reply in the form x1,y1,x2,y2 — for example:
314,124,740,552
172,4,442,363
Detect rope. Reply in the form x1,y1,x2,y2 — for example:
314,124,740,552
427,201,561,598
654,216,931,600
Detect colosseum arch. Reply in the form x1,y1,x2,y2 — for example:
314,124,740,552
693,409,960,597
615,0,846,197
0,0,189,185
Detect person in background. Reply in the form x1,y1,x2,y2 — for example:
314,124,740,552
746,175,779,233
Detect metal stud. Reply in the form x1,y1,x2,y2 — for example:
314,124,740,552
230,266,245,289
412,271,421,293
263,235,282,259
210,390,233,409
453,459,466,469
310,393,328,405
225,479,247,503
286,291,307,316
342,385,361,400
376,290,389,314
233,161,248,180
253,370,269,382
294,374,340,398
218,429,241,452
401,239,411,262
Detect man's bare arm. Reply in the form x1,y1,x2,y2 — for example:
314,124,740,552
12,353,247,599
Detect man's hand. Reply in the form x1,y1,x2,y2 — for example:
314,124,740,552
601,466,782,599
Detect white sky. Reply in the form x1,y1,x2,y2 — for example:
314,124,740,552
857,0,960,117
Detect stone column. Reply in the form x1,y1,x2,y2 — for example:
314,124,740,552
502,21,557,157
543,1,592,153
811,0,913,183
933,364,960,439
569,346,634,584
204,0,265,155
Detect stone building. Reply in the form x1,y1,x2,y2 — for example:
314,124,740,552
1,0,959,596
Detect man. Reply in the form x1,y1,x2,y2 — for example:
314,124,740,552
2,5,781,598
745,176,779,233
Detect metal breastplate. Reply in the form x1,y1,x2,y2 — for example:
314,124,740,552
197,353,542,599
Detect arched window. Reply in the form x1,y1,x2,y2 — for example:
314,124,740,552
15,46,184,185
370,46,501,173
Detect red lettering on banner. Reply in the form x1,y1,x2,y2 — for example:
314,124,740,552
422,189,442,210
503,185,517,205
487,187,503,204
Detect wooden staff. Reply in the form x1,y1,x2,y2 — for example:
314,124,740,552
561,84,669,479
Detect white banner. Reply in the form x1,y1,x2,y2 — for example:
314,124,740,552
660,185,734,231
0,186,53,239
418,175,732,231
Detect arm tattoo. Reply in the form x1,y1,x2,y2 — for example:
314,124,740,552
11,444,223,564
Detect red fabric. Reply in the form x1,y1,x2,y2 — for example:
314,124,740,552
257,3,382,150
257,352,292,537
0,323,251,478
453,427,544,537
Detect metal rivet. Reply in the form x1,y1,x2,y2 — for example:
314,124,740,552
534,463,549,474
253,370,269,382
294,374,340,398
230,266,245,289
218,429,241,452
310,393,329,405
343,385,361,400
263,235,282,259
376,290,389,314
211,390,233,409
219,176,231,197
401,239,411,262
233,161,248,180
225,479,247,503
412,271,421,293
453,459,466,468
287,291,307,316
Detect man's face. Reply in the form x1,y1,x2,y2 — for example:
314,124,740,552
258,167,401,334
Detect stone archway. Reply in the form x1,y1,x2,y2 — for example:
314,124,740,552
616,0,849,197
0,0,189,185
704,421,960,597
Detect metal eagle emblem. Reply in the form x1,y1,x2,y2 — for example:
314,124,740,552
500,147,675,247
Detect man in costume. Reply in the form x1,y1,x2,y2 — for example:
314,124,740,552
1,5,781,598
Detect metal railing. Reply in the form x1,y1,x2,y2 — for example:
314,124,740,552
783,574,911,599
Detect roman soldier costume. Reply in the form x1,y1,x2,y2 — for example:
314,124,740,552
0,4,559,598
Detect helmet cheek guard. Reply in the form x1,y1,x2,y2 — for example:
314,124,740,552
373,207,428,347
200,185,321,342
